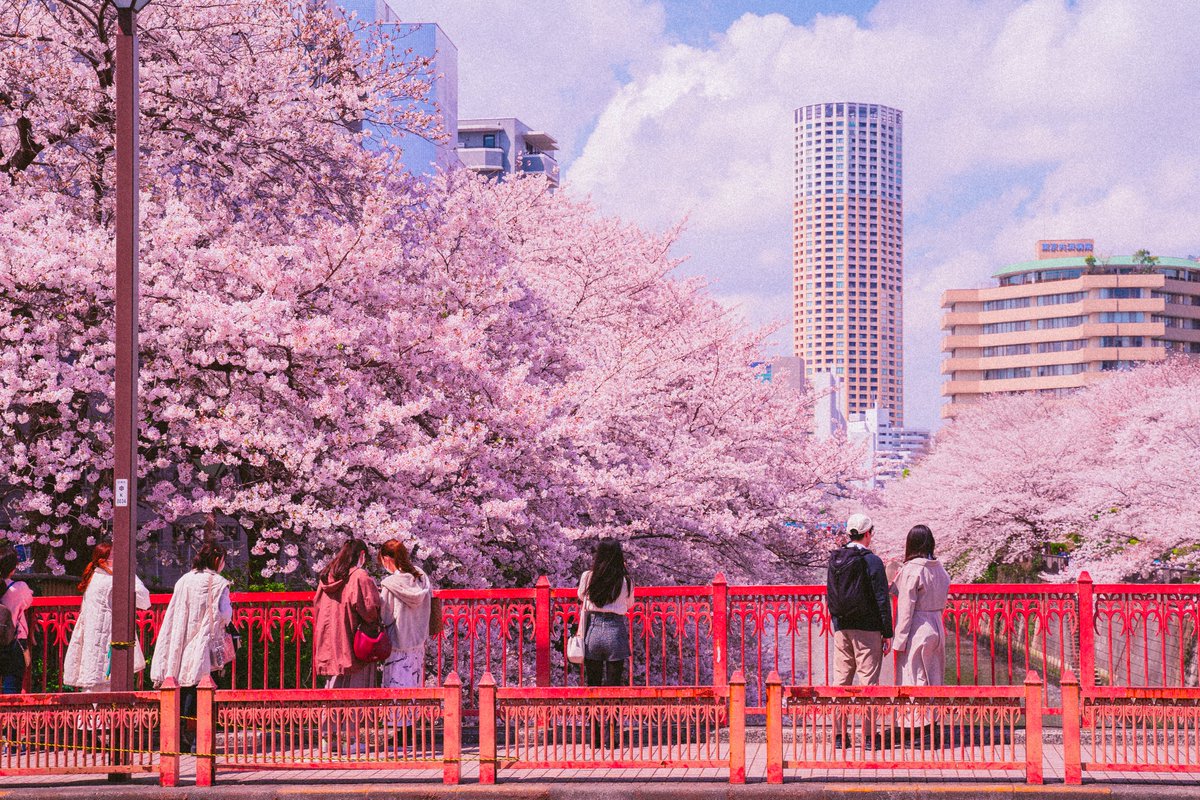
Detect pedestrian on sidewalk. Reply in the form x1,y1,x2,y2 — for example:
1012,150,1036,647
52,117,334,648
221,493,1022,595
0,545,33,695
826,513,894,687
63,541,152,692
313,539,382,689
150,541,233,752
378,540,431,689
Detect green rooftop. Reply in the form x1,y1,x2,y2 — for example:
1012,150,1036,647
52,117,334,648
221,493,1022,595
993,255,1200,279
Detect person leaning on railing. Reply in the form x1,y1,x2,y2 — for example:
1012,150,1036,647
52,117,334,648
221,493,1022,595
63,540,151,692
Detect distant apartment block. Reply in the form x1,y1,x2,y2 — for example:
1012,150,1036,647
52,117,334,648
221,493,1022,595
941,241,1200,418
457,118,560,188
847,406,930,487
793,102,905,425
336,2,459,174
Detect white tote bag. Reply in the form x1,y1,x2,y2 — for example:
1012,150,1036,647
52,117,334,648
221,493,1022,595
567,603,588,665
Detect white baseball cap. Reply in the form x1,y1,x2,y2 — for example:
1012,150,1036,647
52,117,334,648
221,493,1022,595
846,513,874,537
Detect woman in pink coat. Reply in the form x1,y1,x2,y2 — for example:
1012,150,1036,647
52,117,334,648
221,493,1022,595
313,539,382,688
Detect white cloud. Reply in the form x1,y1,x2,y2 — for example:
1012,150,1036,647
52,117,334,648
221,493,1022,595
566,0,1200,430
394,0,669,159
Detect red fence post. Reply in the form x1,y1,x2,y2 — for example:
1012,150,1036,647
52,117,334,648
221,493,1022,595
1061,668,1082,785
1077,571,1095,691
535,576,551,687
1024,671,1044,785
712,573,728,688
443,672,462,785
195,674,216,787
765,670,783,785
158,678,180,787
728,669,746,784
478,672,497,785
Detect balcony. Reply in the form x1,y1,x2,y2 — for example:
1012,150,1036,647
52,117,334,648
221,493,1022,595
518,152,560,185
457,146,504,173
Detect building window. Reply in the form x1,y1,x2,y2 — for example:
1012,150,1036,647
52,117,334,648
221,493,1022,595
483,133,497,148
1037,291,1085,306
1038,315,1085,329
1099,312,1145,323
982,344,1031,357
1036,363,1087,377
984,297,1031,311
1037,339,1086,353
982,321,1030,334
984,367,1032,380
1100,287,1142,299
1100,336,1144,347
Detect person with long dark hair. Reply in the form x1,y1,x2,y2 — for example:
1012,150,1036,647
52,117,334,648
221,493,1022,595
63,541,151,692
313,539,382,689
151,540,232,751
378,540,431,688
892,525,951,686
577,539,634,687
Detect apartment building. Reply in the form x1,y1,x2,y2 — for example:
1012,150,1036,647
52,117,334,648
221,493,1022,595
941,241,1200,418
457,118,559,188
793,102,904,425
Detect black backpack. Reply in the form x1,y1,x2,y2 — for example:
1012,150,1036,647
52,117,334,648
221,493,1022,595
826,546,873,620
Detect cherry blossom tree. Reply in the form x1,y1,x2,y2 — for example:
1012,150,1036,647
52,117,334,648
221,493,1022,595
871,358,1200,582
1,0,863,586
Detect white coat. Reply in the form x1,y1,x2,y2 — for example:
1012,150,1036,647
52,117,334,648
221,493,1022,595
380,568,431,652
149,569,232,687
892,557,951,686
62,571,152,689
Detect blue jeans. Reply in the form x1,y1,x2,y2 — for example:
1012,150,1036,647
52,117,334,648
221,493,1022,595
1,641,24,694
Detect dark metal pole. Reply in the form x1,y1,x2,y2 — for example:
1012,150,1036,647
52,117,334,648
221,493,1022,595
111,5,140,694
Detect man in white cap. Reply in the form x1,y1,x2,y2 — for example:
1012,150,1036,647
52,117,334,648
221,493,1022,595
826,513,893,689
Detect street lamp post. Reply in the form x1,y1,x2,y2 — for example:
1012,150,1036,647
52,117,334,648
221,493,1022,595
111,0,150,696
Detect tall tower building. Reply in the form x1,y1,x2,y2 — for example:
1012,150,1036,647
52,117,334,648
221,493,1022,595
792,103,904,424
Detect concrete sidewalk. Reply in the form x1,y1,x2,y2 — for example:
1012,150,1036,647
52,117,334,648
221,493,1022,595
0,779,1198,800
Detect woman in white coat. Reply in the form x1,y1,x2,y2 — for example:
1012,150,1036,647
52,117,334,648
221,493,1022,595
63,541,152,692
377,540,431,688
150,541,232,751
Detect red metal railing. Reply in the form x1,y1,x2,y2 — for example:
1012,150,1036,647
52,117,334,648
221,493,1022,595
28,573,1200,714
764,670,1045,784
4,676,1200,784
0,687,174,783
1060,669,1200,783
477,670,746,784
195,674,464,786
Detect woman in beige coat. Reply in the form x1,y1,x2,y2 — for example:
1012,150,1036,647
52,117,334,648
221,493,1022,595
891,525,951,687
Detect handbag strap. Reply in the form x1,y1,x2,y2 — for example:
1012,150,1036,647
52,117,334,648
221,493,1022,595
201,572,221,636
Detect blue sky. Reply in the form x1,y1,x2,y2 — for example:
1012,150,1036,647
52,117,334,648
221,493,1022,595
400,0,1200,431
661,0,877,42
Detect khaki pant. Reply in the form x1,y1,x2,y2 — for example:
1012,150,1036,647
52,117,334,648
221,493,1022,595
833,629,883,686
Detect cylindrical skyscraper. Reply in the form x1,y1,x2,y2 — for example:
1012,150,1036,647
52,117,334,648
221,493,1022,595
792,102,904,425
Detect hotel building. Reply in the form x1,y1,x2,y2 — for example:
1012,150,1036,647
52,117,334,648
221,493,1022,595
793,102,904,425
941,241,1200,418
